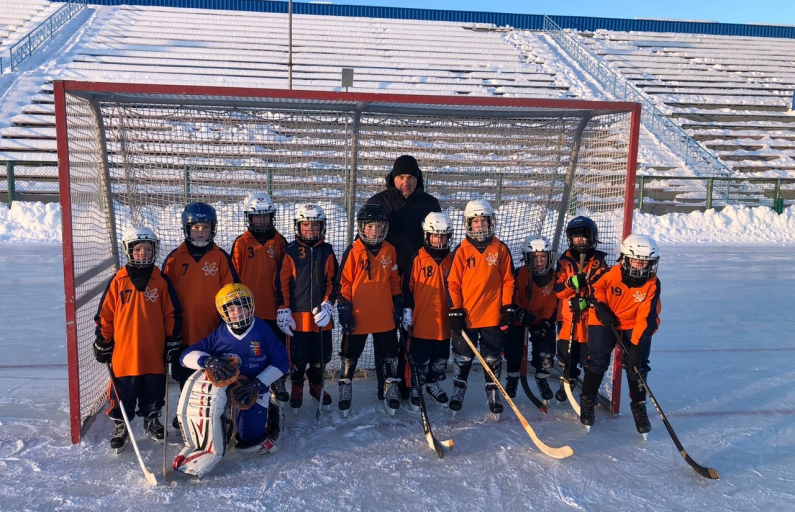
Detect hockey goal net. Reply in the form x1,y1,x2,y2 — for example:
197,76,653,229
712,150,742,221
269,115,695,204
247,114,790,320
55,82,640,443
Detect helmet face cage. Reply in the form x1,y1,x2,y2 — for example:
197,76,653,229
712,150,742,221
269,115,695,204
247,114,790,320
566,217,598,253
422,212,453,251
465,214,494,243
215,284,255,330
244,193,277,233
621,255,660,279
294,204,327,243
182,202,217,247
356,204,389,245
122,228,160,268
620,234,660,280
522,235,553,275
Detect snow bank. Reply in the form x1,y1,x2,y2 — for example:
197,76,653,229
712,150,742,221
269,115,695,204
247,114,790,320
0,201,62,244
2,201,794,246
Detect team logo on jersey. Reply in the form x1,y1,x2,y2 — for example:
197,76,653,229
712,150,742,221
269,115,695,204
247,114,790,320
250,341,261,357
542,285,552,296
201,262,218,276
633,291,647,303
143,287,159,303
486,252,499,266
379,254,393,269
267,245,277,258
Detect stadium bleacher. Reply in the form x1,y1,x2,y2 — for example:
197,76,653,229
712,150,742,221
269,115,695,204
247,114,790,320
0,0,53,43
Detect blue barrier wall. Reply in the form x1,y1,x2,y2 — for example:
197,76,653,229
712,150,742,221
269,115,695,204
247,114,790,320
87,0,795,39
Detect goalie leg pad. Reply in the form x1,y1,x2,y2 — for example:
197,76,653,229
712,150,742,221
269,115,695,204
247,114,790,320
172,369,231,478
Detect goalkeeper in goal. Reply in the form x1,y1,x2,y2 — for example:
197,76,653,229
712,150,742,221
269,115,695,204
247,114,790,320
173,283,290,478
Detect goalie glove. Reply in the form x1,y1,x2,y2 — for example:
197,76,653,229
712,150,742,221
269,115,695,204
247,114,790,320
93,336,114,364
203,355,241,387
276,307,296,336
312,301,333,328
231,376,263,410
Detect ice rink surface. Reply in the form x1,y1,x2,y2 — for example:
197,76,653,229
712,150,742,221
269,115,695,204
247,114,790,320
0,244,793,511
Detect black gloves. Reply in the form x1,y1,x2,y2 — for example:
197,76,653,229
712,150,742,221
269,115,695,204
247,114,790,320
232,377,263,406
499,304,518,331
337,299,355,335
569,296,589,314
392,295,404,327
164,336,184,363
594,301,619,328
204,356,239,383
515,308,536,328
448,308,467,333
93,336,114,364
530,318,555,338
566,273,587,290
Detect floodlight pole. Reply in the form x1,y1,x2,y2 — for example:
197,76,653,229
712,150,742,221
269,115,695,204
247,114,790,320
288,0,293,89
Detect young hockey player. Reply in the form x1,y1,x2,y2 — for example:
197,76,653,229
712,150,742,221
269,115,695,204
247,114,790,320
231,192,289,405
446,199,516,418
163,202,239,430
174,283,290,478
93,226,182,452
580,234,661,436
554,216,608,403
504,235,558,401
336,204,402,416
401,212,454,410
275,204,338,413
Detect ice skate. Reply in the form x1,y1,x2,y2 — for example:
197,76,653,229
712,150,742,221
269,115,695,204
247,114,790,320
338,379,352,417
425,382,448,406
580,393,596,433
486,382,503,420
409,387,421,412
143,413,165,443
448,379,467,417
310,383,332,412
504,373,519,399
290,381,303,414
535,376,553,401
631,400,651,440
383,378,401,416
110,419,128,454
271,377,289,408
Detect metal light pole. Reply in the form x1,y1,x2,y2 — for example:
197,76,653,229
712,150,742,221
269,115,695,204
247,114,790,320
288,0,293,89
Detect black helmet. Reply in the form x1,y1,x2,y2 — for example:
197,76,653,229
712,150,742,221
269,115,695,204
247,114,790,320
357,204,389,245
182,202,217,247
565,216,598,253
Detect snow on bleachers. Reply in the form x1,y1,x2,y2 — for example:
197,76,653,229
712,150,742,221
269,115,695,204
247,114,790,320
578,30,795,176
1,4,576,161
0,0,53,44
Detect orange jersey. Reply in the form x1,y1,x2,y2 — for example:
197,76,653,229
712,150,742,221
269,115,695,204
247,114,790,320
94,266,181,378
591,265,661,345
513,265,557,325
276,239,338,332
231,230,287,321
403,248,452,341
163,242,239,346
338,238,401,335
447,237,515,329
554,250,609,343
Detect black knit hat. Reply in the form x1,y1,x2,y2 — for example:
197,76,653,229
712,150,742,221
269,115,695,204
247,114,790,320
391,155,420,178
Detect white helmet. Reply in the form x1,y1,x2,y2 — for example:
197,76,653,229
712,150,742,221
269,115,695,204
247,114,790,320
121,226,159,268
619,234,660,280
243,191,277,233
422,212,453,252
463,199,495,243
522,234,554,275
294,204,327,243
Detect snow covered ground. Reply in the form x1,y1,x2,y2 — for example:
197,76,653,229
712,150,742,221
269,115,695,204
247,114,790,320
1,203,794,510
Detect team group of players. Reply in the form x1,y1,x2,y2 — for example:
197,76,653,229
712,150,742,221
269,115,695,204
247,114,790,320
92,158,662,478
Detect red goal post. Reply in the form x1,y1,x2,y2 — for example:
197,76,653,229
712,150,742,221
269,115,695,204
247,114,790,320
55,81,640,443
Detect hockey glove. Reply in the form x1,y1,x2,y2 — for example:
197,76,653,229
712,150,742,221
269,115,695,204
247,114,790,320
231,376,263,410
530,318,555,339
515,308,536,328
594,301,619,328
337,300,356,335
92,336,114,364
499,304,518,332
163,335,184,364
448,308,467,333
203,356,241,387
569,296,590,314
401,308,413,331
312,301,334,328
566,273,587,291
276,307,297,336
392,295,404,327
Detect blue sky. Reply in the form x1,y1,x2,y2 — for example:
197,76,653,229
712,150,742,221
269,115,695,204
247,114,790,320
331,0,795,26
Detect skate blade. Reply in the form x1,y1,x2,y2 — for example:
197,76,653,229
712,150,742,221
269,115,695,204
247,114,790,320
490,413,501,421
383,401,398,416
291,407,299,415
641,433,648,442
113,441,128,454
410,403,420,412
341,409,350,418
584,425,591,434
450,409,459,417
311,397,332,412
275,400,287,409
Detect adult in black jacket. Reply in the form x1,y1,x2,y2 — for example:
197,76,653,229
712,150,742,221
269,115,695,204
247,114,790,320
365,155,442,275
365,155,442,401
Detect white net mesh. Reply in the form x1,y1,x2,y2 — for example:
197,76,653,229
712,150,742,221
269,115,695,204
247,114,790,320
60,87,636,439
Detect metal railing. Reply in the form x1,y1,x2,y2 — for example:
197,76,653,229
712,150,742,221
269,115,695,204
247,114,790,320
1,160,59,205
9,0,87,72
542,16,734,185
